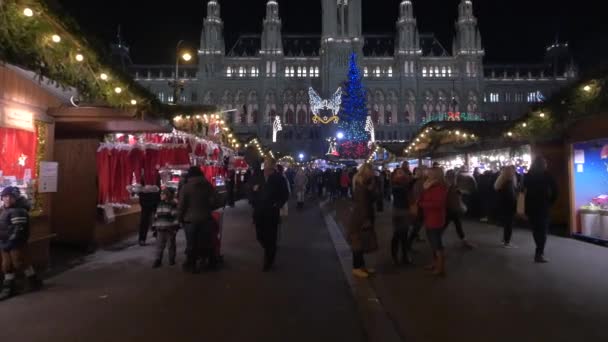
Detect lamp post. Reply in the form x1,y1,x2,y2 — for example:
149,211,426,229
171,40,192,105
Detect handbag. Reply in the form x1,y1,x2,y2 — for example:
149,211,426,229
280,204,289,217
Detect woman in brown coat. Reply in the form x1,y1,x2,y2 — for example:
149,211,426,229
347,163,378,278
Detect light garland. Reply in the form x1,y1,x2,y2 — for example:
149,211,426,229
31,120,47,217
365,115,375,142
0,2,157,111
309,87,342,124
272,115,283,142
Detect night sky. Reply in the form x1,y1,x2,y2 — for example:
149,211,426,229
55,0,606,70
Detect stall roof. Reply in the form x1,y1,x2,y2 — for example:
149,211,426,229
409,121,524,158
48,106,171,136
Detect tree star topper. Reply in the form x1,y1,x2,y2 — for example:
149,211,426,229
309,87,342,124
272,115,283,142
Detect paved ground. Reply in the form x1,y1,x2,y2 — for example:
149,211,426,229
0,200,366,342
333,199,608,342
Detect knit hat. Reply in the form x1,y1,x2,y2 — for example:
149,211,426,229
0,186,20,198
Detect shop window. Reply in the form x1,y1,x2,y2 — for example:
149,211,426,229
0,127,37,202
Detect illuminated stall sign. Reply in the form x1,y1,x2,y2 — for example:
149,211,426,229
0,106,35,132
420,112,484,126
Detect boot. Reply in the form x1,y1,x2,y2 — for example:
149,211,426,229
432,252,446,277
26,275,43,292
0,278,16,301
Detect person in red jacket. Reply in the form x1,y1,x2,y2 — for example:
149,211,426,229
419,167,449,276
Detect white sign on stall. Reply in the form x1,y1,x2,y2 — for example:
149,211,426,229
38,161,59,193
0,106,35,132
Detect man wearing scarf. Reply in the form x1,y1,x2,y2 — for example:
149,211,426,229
251,158,289,271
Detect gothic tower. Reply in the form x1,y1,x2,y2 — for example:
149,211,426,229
454,0,484,76
260,0,283,80
199,0,225,79
396,1,421,77
320,0,364,95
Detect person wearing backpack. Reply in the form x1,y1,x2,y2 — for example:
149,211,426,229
445,169,475,249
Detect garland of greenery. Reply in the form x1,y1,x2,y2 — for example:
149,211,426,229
0,0,214,119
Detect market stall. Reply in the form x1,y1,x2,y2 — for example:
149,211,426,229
567,116,608,242
0,63,68,269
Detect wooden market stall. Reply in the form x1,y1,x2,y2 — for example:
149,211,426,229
0,63,74,269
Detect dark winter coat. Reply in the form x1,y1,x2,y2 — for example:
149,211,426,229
347,179,378,253
178,176,215,224
496,180,517,217
523,171,558,218
251,172,289,218
0,197,31,250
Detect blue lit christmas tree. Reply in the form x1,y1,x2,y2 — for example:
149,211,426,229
339,53,369,142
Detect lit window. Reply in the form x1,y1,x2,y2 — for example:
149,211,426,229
435,66,440,77
297,66,304,77
285,66,289,77
226,67,233,77
490,92,499,103
271,62,277,76
422,67,427,77
442,66,447,77
388,67,393,78
238,66,245,77
180,95,187,103
158,92,165,102
309,66,314,77
167,95,174,103
374,66,381,78
448,66,453,77
266,61,271,76
527,91,544,103
314,67,319,77
515,93,523,102
251,66,259,77
364,67,369,77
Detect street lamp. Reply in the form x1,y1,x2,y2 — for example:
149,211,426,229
171,40,192,105
336,132,344,140
299,153,304,161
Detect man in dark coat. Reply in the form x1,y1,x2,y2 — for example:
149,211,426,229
524,157,558,263
251,158,289,271
178,166,216,272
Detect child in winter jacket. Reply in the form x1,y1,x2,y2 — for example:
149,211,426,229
152,188,179,268
0,187,42,300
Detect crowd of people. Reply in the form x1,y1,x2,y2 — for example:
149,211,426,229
345,156,558,279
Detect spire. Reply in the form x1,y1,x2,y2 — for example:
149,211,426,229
200,0,225,55
396,0,420,55
261,0,283,55
454,0,483,56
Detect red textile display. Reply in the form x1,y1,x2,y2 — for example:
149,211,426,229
0,127,37,179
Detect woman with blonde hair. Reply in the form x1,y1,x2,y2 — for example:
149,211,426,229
419,167,449,276
495,165,518,248
347,163,378,278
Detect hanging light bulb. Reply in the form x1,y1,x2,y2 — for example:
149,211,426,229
23,8,34,17
114,87,122,94
130,99,137,105
539,112,545,118
51,34,61,43
75,54,84,62
100,73,108,81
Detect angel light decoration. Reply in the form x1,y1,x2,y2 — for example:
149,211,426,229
308,87,342,124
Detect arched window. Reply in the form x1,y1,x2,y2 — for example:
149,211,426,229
238,66,245,77
226,67,233,77
309,66,314,77
435,66,440,77
297,66,303,77
250,66,259,77
448,66,453,77
314,67,319,77
374,66,381,77
441,66,447,77
388,67,393,78
422,67,427,77
285,66,290,77
271,61,277,76
364,67,369,77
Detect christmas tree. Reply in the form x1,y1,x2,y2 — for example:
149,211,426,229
339,53,369,142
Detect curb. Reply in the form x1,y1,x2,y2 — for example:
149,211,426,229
320,201,403,342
